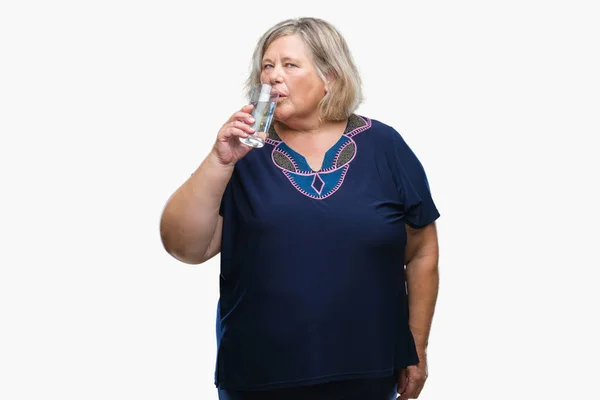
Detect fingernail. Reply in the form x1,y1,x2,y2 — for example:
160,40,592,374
248,117,255,123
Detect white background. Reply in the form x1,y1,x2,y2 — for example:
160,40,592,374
1,0,599,399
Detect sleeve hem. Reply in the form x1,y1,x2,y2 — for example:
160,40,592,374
405,211,440,229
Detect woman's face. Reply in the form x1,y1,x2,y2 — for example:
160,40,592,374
260,34,327,124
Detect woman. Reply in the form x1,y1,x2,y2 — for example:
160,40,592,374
160,17,440,400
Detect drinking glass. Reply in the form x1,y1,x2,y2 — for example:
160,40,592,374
239,83,279,148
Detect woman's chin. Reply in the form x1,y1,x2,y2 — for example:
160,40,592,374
273,108,291,122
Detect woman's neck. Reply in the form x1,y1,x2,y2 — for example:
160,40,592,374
274,118,346,139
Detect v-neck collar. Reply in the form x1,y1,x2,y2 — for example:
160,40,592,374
267,114,371,199
267,118,351,172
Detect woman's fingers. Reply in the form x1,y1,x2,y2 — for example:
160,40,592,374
397,369,408,394
230,120,255,135
218,121,254,141
228,105,255,125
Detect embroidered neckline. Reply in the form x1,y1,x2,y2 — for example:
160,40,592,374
267,114,371,199
265,114,368,144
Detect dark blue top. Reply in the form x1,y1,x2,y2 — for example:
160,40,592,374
215,115,440,390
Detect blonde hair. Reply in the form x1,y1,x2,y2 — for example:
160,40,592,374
245,17,363,121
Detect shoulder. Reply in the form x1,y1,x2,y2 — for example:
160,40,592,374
359,115,426,169
364,116,396,133
357,115,409,147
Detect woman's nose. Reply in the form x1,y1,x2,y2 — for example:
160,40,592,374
266,65,284,85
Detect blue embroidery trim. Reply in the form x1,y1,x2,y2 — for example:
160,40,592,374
268,115,371,200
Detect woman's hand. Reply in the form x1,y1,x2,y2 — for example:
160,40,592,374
397,355,428,399
211,104,258,167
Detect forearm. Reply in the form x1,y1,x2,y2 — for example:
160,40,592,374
160,152,233,263
405,253,439,354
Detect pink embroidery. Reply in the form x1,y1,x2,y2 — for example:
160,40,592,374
282,166,351,200
347,117,372,138
311,174,325,194
268,115,370,199
271,148,300,172
332,139,357,168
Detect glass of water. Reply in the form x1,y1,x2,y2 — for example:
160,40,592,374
239,83,279,148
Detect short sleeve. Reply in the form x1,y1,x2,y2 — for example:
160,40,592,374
392,131,440,229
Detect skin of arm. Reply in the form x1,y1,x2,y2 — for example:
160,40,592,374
159,153,232,264
405,222,440,357
397,222,439,399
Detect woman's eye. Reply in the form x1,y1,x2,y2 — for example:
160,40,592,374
262,64,273,69
286,63,297,68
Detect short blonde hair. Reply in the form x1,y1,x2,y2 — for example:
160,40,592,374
245,17,363,121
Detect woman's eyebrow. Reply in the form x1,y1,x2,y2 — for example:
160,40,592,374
262,56,298,63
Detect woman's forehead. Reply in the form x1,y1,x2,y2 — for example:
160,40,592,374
262,35,311,60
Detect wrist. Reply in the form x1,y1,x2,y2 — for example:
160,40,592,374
411,331,429,351
207,149,236,171
416,346,427,357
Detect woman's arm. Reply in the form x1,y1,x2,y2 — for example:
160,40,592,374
159,152,233,264
405,221,440,355
398,222,439,399
160,104,258,264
